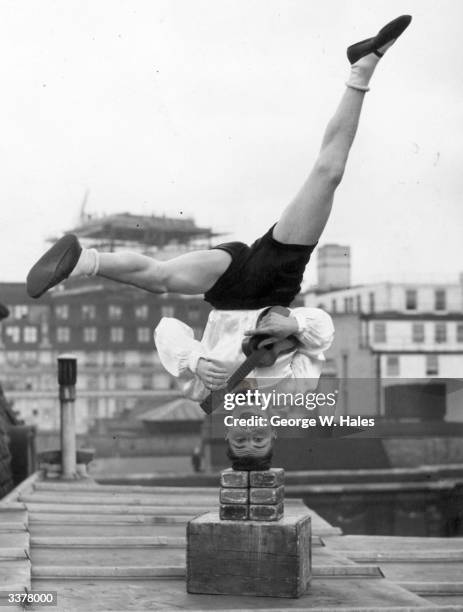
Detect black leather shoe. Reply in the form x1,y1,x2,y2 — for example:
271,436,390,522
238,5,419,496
26,234,82,298
347,15,412,64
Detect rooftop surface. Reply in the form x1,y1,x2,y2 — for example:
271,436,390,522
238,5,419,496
1,472,463,611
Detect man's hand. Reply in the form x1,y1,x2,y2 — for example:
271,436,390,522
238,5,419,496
196,358,228,390
244,311,299,340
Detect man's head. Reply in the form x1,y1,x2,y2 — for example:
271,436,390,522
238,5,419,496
225,408,276,470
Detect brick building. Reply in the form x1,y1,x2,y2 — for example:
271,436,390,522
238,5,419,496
305,280,463,420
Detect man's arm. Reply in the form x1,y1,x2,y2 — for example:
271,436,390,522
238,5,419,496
290,307,335,354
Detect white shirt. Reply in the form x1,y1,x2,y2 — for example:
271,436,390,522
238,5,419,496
154,307,334,402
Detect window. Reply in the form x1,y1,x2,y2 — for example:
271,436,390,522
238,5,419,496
161,305,175,318
373,322,386,343
343,298,348,313
82,304,96,320
142,373,153,390
386,356,400,376
369,292,375,313
55,305,69,320
356,295,362,313
87,398,99,420
5,326,20,343
137,327,151,343
115,374,126,390
135,304,148,320
110,327,124,343
412,323,425,343
23,351,38,364
434,290,446,311
426,354,439,376
434,322,447,344
108,305,123,320
331,299,337,313
83,327,97,343
12,305,28,320
56,327,70,343
405,289,417,310
6,351,21,365
457,324,463,343
23,326,38,343
112,352,125,366
87,376,99,391
85,352,99,367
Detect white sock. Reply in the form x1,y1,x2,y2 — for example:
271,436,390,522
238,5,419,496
70,248,100,277
346,39,395,92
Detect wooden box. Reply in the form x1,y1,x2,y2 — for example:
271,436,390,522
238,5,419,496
187,509,311,598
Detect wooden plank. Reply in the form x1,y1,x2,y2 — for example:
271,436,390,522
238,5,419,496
326,535,463,552
32,565,186,579
0,502,26,510
31,535,185,548
31,546,186,567
284,480,458,494
20,493,217,506
0,548,28,560
313,565,383,578
31,563,383,580
29,524,187,537
0,506,28,525
397,581,463,595
0,560,31,590
0,522,27,532
34,482,217,495
0,532,29,548
346,550,463,563
31,577,433,609
29,513,190,525
25,502,211,515
379,563,463,584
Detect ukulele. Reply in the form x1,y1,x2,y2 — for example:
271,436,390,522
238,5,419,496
200,306,299,415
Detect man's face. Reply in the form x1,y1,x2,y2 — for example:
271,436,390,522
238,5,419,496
226,410,275,459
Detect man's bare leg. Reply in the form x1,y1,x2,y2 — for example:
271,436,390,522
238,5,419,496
273,86,366,245
273,17,411,246
94,249,231,294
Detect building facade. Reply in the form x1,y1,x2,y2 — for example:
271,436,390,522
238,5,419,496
305,280,463,420
0,280,211,434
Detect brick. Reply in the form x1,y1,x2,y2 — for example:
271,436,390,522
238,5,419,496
250,485,284,505
250,468,285,488
220,468,249,488
219,504,248,521
187,509,311,597
249,502,284,521
219,487,248,504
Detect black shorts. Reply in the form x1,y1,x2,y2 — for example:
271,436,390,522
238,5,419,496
204,225,316,310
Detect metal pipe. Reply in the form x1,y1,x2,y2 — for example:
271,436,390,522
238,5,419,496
57,354,77,479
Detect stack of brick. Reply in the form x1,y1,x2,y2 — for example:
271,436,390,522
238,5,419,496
219,467,284,521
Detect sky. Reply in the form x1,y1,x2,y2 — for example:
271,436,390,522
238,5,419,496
0,0,462,288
